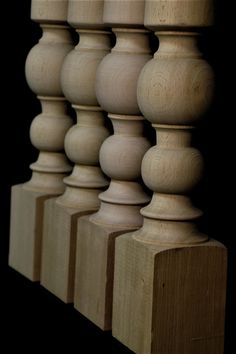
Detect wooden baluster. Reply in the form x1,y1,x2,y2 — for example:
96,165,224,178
112,1,227,353
40,0,111,303
73,0,151,330
9,0,73,281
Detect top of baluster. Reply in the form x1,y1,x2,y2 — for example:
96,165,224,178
103,0,145,28
31,0,69,23
67,0,107,29
144,0,214,30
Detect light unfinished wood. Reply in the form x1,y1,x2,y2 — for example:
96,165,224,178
112,0,227,353
137,32,214,126
73,0,151,330
9,186,49,280
138,124,207,244
75,216,133,330
74,115,150,329
31,0,68,23
9,0,73,281
68,0,105,28
103,0,145,27
40,0,111,302
144,0,214,29
113,236,226,354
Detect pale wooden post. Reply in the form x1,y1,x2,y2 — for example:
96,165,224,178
9,0,73,281
112,1,227,353
73,0,151,330
40,0,111,303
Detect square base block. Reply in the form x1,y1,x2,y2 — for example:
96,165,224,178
113,234,227,354
9,184,55,281
74,215,136,330
40,198,94,303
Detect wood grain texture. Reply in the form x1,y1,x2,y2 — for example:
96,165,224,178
41,198,94,302
113,235,227,354
74,215,135,330
137,32,214,126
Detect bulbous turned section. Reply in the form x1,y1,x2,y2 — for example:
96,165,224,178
64,107,109,167
61,30,111,105
30,98,72,153
95,28,151,115
137,32,214,125
56,106,109,209
63,107,109,186
142,125,204,195
99,115,150,187
135,125,207,244
25,25,73,96
24,24,73,193
25,98,72,193
90,114,150,228
144,0,214,30
100,115,150,182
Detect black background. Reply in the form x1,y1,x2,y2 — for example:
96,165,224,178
1,1,235,353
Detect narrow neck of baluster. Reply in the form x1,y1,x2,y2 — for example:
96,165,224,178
155,31,201,59
112,28,150,54
39,96,68,115
40,24,72,44
75,29,111,51
110,114,145,136
154,124,193,148
73,105,105,126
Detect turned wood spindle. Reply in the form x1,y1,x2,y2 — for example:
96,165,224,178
112,1,227,354
40,0,111,303
73,0,151,331
9,0,73,281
